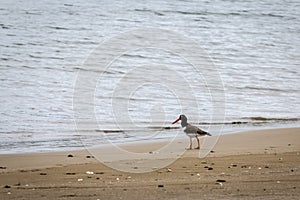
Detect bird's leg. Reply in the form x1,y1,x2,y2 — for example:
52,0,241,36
189,137,192,150
195,136,200,149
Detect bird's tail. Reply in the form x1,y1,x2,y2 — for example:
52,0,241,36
206,132,212,136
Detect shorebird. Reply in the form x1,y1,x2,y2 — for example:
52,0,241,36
172,114,211,150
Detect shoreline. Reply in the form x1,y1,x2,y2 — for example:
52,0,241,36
0,127,299,172
1,122,299,155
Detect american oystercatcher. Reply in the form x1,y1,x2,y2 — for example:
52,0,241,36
172,114,211,150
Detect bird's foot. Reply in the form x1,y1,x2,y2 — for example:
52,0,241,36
186,147,193,150
194,146,200,150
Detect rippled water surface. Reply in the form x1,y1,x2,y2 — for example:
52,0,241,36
0,0,299,153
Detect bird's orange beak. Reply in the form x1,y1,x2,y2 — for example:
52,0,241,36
172,116,181,124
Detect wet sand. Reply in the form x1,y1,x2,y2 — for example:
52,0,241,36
0,128,299,199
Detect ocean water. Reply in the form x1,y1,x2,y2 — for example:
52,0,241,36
0,0,299,153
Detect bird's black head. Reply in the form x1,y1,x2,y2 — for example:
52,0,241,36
179,114,187,122
172,114,188,127
179,114,188,127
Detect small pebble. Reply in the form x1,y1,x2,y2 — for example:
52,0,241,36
67,154,73,157
39,173,47,175
231,164,237,167
167,168,172,172
276,181,280,184
291,169,294,172
258,167,262,170
86,171,94,175
4,185,11,189
241,165,247,168
279,158,283,161
208,167,213,170
77,178,83,182
264,166,269,168
86,155,94,158
216,179,226,183
288,143,291,146
66,172,76,175
14,183,21,186
116,178,120,181
158,184,164,188
0,166,7,169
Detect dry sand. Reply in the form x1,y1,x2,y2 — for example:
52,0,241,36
0,128,299,199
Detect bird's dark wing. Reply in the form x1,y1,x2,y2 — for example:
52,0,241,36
197,128,212,136
184,124,199,134
184,124,212,136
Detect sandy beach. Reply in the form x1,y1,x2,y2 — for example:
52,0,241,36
0,127,299,199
